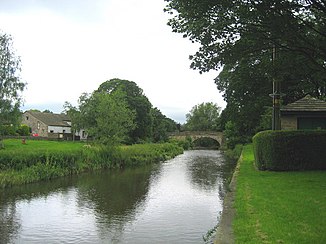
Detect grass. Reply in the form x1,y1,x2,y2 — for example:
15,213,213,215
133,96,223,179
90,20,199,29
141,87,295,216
0,139,183,188
234,144,326,244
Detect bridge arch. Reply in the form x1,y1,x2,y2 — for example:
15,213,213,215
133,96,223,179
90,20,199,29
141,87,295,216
169,131,224,147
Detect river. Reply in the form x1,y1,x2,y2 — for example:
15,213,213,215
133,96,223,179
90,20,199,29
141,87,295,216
0,150,235,244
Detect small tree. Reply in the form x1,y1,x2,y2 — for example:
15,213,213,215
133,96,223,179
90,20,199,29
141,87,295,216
0,32,25,148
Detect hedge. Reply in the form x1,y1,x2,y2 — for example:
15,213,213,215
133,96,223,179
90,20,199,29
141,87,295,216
253,130,326,171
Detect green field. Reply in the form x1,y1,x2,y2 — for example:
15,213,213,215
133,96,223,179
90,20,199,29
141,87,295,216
0,139,183,188
234,145,326,243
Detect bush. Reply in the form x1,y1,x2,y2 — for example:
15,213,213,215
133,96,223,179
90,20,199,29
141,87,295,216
17,124,31,136
253,130,326,171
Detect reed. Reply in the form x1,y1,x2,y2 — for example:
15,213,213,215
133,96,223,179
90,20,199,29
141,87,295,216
0,139,183,188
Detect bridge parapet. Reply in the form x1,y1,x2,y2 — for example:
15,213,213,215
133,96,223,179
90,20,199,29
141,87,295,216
169,131,224,146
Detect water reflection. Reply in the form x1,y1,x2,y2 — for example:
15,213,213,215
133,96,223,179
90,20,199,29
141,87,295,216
187,150,225,191
74,165,160,242
0,150,235,244
0,202,21,244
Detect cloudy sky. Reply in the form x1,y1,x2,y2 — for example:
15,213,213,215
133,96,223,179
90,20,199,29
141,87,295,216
0,0,225,123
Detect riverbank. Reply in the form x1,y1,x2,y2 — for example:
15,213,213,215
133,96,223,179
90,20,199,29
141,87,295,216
0,139,183,188
216,144,326,243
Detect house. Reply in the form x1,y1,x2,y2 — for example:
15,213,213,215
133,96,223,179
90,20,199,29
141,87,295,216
280,95,326,130
22,111,87,140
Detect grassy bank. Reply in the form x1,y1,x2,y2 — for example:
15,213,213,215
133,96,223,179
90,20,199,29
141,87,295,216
234,145,326,243
0,139,183,188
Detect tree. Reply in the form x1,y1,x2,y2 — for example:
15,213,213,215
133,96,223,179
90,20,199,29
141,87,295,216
165,1,326,142
63,102,82,141
42,109,53,113
151,107,178,142
98,79,153,143
0,32,25,148
65,90,135,145
185,102,221,131
165,1,326,79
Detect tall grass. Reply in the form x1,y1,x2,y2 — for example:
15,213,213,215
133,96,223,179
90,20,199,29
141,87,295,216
0,139,183,188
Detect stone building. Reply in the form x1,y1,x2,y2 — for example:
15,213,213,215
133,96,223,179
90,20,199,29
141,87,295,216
280,95,326,130
22,111,87,140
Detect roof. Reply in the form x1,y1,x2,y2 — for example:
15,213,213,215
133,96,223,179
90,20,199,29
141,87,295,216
281,95,326,113
26,111,71,127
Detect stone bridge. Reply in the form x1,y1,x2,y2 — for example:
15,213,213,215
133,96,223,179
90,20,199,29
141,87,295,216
169,131,224,146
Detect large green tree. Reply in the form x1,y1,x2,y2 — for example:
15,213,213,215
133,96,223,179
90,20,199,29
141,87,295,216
98,79,153,143
0,32,25,148
185,102,221,131
165,0,326,142
65,90,135,145
151,107,178,142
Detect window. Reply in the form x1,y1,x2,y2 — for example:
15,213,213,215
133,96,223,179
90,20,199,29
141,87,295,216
37,121,40,130
50,130,54,133
26,116,29,120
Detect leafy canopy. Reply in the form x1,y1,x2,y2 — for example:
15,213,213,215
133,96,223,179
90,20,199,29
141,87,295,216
185,102,221,131
0,32,25,123
65,89,135,145
165,0,326,143
98,78,153,143
0,31,26,146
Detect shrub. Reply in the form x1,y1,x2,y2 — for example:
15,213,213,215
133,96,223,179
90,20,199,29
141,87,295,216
17,124,31,136
253,130,326,171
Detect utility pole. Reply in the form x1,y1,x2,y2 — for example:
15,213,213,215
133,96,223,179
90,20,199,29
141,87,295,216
270,46,281,130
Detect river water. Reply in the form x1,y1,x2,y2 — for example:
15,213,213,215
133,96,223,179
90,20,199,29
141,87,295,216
0,150,235,244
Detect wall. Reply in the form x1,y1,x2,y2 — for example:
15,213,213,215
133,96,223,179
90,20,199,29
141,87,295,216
48,126,71,134
22,112,48,137
281,115,297,130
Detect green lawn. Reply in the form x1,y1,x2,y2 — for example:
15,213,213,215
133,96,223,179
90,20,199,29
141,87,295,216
2,138,84,151
234,145,326,243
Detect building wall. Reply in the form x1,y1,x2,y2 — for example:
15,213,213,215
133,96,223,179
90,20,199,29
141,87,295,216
48,126,71,134
281,115,297,130
75,129,88,140
22,112,48,137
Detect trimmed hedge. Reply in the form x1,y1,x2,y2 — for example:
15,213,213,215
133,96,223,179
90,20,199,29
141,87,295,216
253,130,326,171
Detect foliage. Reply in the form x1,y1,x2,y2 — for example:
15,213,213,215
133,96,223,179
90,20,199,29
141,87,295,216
17,124,30,136
165,0,326,139
255,107,272,132
224,144,243,161
234,145,326,243
223,121,247,149
98,78,153,143
184,102,221,131
0,139,183,188
0,124,30,136
66,78,179,145
84,90,135,145
65,89,136,145
0,31,26,147
253,130,326,170
42,109,53,113
63,101,82,140
169,136,193,150
151,107,178,142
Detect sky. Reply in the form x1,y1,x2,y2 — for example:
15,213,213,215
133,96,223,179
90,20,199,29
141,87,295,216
0,0,225,124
